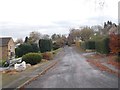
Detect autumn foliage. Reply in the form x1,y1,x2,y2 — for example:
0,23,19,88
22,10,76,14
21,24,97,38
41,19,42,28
109,34,120,54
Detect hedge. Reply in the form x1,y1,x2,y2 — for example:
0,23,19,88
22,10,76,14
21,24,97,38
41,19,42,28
15,44,33,57
85,40,95,50
22,53,42,65
80,42,86,50
39,39,52,53
80,37,110,54
80,41,95,50
15,43,39,57
95,37,110,54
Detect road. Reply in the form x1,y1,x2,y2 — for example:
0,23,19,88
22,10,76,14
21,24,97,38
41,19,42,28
25,46,118,88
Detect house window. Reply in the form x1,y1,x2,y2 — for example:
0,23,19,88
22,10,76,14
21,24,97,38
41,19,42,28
10,46,11,49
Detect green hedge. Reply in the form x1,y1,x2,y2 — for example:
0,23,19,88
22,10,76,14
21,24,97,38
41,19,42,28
15,43,39,57
80,41,95,50
39,39,52,53
95,37,110,54
85,41,95,50
80,37,110,54
15,44,33,57
22,53,42,65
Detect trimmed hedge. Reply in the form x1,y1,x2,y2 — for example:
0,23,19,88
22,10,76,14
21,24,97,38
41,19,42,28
95,37,110,54
85,41,95,50
80,41,95,50
22,53,42,65
15,43,39,57
80,37,110,54
39,39,52,53
80,42,86,50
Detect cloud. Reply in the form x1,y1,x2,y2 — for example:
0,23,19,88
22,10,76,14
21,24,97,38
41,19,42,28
0,21,70,40
0,0,119,41
86,16,118,26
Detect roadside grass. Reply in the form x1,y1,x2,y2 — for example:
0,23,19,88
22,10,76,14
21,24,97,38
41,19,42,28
52,48,62,55
1,48,61,88
1,59,49,87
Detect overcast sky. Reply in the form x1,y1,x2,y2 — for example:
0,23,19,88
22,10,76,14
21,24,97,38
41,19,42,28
0,0,119,40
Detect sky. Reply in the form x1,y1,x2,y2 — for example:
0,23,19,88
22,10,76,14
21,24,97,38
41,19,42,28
0,0,119,41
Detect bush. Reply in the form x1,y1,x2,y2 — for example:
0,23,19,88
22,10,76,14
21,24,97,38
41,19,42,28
22,53,42,65
42,52,53,60
109,34,120,54
15,43,39,57
31,43,39,53
0,60,9,67
85,40,95,50
15,44,33,57
95,37,110,54
39,39,53,53
75,41,80,48
115,56,120,62
80,42,86,50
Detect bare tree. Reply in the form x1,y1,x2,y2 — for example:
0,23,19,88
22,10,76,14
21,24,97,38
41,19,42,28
42,34,50,39
28,31,42,44
15,38,23,45
80,27,94,41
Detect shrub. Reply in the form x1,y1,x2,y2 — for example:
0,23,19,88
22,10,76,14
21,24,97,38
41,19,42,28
42,52,53,60
0,60,9,67
75,41,80,48
22,53,42,65
85,40,95,50
39,39,53,53
31,43,39,53
109,34,120,54
80,42,86,50
95,37,110,54
15,43,39,57
15,44,33,57
114,56,120,62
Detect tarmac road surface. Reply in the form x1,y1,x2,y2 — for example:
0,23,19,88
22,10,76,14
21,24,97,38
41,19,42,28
25,46,119,88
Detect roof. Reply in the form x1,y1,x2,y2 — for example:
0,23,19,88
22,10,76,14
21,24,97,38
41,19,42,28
0,37,13,46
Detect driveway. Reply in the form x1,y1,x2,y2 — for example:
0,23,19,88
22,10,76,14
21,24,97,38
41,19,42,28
25,46,118,88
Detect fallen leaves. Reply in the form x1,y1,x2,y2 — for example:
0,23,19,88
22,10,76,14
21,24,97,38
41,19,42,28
86,54,120,77
87,59,120,77
2,69,19,75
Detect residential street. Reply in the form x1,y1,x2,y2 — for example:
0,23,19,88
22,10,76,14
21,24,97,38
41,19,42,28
25,46,118,88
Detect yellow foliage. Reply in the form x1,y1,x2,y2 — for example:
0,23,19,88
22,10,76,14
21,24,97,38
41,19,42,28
75,41,81,48
42,52,53,60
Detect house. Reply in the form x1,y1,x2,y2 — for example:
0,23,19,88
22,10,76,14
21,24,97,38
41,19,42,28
109,24,118,35
0,37,15,60
103,21,118,35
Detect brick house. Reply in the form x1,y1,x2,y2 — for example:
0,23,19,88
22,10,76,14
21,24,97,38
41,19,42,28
0,37,15,60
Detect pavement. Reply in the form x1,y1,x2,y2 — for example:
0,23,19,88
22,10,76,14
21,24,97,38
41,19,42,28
24,46,119,88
